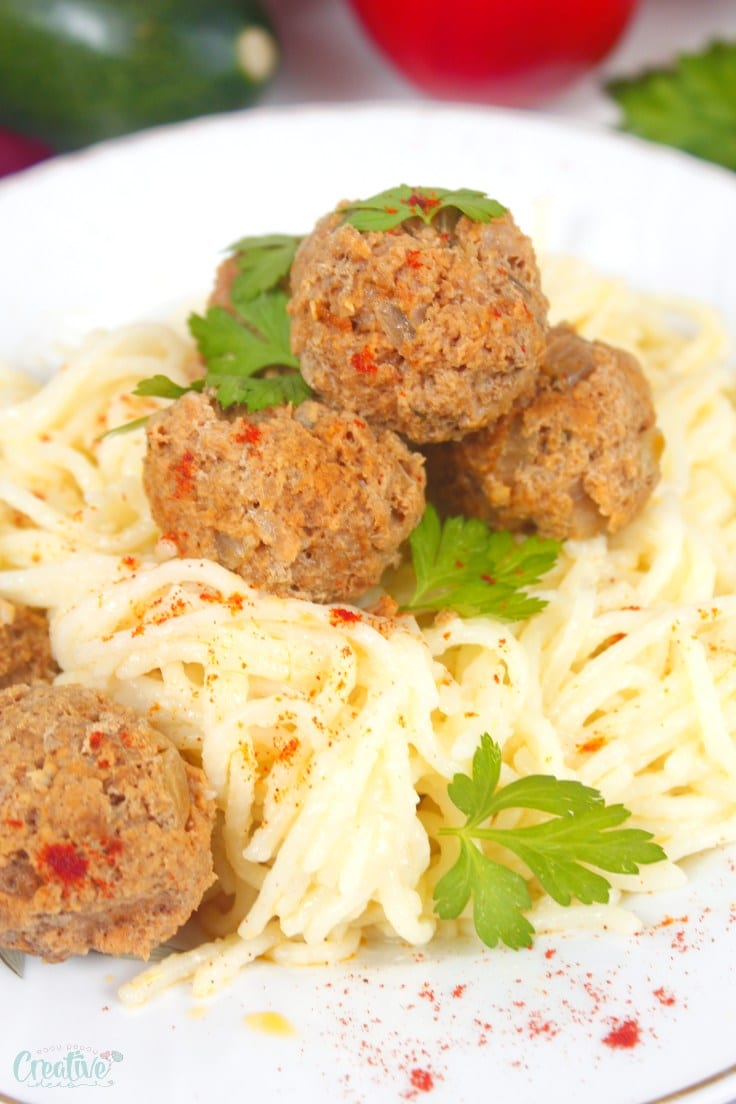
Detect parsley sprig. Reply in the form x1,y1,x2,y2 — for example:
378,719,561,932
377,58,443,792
434,734,667,950
185,290,306,411
125,233,310,423
340,185,507,232
227,233,301,300
608,41,736,171
400,505,559,620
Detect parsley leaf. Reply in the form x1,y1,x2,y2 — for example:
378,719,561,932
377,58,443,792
434,734,667,950
204,371,312,412
101,378,207,438
127,234,311,420
134,376,205,400
227,234,301,301
401,505,560,620
608,41,736,171
341,185,508,232
434,839,536,951
188,294,306,410
190,295,298,376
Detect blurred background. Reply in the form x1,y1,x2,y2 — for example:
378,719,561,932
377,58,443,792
260,0,736,124
0,0,735,177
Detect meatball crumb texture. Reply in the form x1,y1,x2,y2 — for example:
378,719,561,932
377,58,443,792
0,599,58,689
288,208,548,443
143,392,426,603
427,324,662,540
0,683,215,963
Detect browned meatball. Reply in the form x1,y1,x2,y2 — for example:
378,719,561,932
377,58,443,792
0,599,58,689
143,391,426,602
288,206,548,444
0,683,215,962
209,255,241,312
426,324,662,540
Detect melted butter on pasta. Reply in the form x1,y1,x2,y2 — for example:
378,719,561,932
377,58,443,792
1,259,735,1003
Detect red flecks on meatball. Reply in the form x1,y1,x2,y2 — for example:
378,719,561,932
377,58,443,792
288,206,548,443
0,683,215,963
143,391,426,602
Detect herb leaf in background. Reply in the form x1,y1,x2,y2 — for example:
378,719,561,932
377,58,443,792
433,733,667,950
607,41,736,172
400,504,560,620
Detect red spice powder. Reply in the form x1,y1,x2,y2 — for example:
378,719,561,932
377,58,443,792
405,250,423,269
602,1018,641,1049
330,607,362,626
653,988,676,1007
38,842,88,887
350,348,378,374
233,422,262,446
577,736,606,754
409,1068,434,1093
527,1013,558,1038
91,875,115,899
403,192,440,215
172,449,196,497
277,737,300,763
671,929,689,953
198,589,245,615
199,588,224,604
88,730,104,750
161,529,189,551
4,818,23,829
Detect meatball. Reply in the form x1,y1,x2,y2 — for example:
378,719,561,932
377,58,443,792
0,683,215,963
0,599,58,689
426,324,662,540
209,254,241,312
288,206,548,443
143,391,426,602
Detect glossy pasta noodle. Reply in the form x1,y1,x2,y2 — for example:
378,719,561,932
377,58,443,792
1,258,735,1003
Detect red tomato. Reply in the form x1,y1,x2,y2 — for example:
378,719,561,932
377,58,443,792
0,126,52,179
347,0,640,105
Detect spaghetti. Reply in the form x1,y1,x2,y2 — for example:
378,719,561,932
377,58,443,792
1,258,734,1003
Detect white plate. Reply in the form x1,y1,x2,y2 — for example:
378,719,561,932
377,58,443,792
1,103,735,1104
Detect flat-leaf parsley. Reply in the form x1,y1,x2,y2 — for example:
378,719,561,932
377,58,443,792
400,504,559,620
607,41,736,171
340,185,507,232
434,733,667,950
116,234,311,430
228,233,301,301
